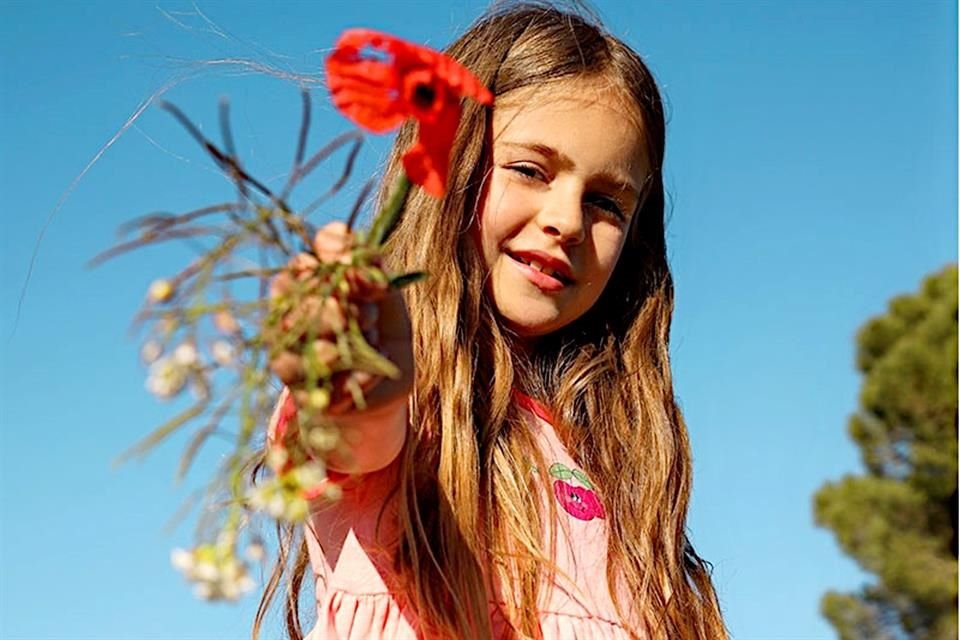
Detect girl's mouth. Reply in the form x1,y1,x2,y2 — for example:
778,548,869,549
507,252,570,291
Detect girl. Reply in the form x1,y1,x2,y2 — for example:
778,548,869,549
257,3,728,638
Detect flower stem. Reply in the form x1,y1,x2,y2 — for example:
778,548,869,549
368,173,411,248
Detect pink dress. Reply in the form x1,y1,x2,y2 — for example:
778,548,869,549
279,392,637,638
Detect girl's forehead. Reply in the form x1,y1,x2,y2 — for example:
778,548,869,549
496,76,639,118
491,78,649,174
494,78,644,139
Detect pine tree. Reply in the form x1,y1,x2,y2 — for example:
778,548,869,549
814,264,958,640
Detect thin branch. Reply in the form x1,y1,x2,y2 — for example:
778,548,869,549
88,226,226,268
301,134,363,217
213,267,285,282
113,401,208,467
287,89,311,189
177,390,242,484
346,179,376,232
158,101,278,205
116,203,242,239
218,97,250,202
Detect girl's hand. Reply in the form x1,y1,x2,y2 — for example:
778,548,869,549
266,222,413,472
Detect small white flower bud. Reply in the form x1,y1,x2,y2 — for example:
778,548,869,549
221,580,240,601
266,448,289,471
189,378,210,401
286,499,308,523
247,489,266,510
173,343,198,366
211,340,235,366
193,582,214,600
148,279,175,303
307,388,330,411
237,574,256,594
308,426,339,451
323,483,343,501
141,341,163,364
170,548,194,572
146,357,186,399
213,310,239,334
267,495,287,519
245,542,266,562
193,561,219,582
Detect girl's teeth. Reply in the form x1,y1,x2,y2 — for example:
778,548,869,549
531,261,560,280
515,254,565,282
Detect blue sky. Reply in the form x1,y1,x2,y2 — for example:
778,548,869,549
1,2,955,639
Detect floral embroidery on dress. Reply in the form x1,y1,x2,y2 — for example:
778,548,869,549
548,462,605,521
513,391,606,522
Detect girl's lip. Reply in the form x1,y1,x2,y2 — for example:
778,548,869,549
508,253,567,292
509,250,575,283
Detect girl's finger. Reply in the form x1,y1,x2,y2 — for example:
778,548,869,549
282,295,347,338
290,252,320,274
269,270,293,299
313,221,354,264
269,350,306,386
269,253,318,299
344,266,388,302
325,369,381,416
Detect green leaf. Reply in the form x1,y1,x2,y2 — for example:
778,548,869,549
113,401,207,468
389,271,428,290
571,468,594,489
369,173,411,247
175,422,217,484
549,462,573,480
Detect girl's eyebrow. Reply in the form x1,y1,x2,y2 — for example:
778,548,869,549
499,140,640,199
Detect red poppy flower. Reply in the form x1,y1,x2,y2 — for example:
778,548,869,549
326,29,494,197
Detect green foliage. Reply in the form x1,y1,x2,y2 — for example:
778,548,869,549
814,264,958,640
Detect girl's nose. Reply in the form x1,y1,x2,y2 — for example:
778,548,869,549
538,185,586,245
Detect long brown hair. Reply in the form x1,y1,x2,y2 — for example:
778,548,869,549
253,3,728,638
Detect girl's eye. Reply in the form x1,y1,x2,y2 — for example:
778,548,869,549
586,195,626,221
506,164,546,182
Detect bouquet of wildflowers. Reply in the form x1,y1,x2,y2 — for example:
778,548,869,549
96,30,491,601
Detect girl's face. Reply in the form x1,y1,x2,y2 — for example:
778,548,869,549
474,78,650,340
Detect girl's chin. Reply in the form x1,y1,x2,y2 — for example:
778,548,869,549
487,265,578,338
495,306,567,339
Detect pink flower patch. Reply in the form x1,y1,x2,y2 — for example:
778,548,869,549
553,480,605,521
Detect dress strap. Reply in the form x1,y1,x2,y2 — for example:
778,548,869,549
512,389,554,424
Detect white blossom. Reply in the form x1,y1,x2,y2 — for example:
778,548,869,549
267,495,287,519
193,561,219,582
266,447,289,471
189,378,210,401
245,542,266,562
307,426,339,451
140,341,163,364
146,357,187,399
193,582,214,600
171,544,256,602
173,342,198,366
170,548,194,572
211,340,235,366
213,310,239,334
148,279,174,303
237,574,256,593
322,483,343,501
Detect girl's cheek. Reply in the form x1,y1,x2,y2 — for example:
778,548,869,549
594,226,629,269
